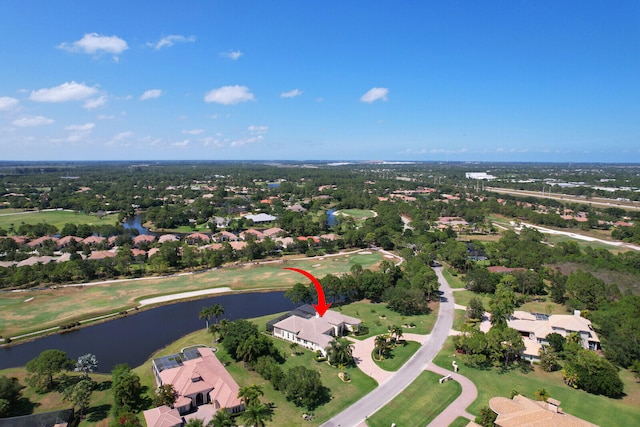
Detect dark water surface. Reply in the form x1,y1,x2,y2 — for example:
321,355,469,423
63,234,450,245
0,291,294,372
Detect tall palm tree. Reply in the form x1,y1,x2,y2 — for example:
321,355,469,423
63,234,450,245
208,408,234,427
237,384,264,407
240,402,272,427
325,338,354,366
374,334,388,360
211,303,225,325
199,306,214,329
390,325,403,344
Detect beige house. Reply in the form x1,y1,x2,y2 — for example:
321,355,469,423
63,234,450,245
142,405,182,427
269,305,360,356
489,394,598,426
151,347,244,416
483,311,601,362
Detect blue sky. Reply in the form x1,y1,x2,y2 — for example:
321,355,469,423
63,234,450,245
1,1,639,162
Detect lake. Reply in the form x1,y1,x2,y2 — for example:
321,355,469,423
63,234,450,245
0,291,295,373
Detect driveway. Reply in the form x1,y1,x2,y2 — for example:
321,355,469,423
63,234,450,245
320,267,456,427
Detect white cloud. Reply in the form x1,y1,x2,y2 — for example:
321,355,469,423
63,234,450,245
182,129,204,135
106,131,133,147
65,122,95,142
114,131,133,140
360,87,389,103
231,135,263,147
221,50,243,60
280,89,302,98
83,96,107,109
12,116,54,127
204,85,254,105
57,33,128,55
248,125,269,134
65,123,95,132
140,89,163,100
97,114,115,120
148,35,196,50
31,81,98,103
0,97,19,111
201,136,225,148
171,139,189,147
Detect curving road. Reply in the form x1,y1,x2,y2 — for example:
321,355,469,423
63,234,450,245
320,267,457,427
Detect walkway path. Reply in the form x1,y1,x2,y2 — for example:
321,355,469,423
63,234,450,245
320,267,457,427
425,365,477,426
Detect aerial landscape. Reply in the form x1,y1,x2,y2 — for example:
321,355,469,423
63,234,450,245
1,2,639,427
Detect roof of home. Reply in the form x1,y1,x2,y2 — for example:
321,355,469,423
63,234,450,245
158,347,242,410
263,227,284,237
142,405,182,427
490,395,598,427
272,305,361,349
244,213,277,223
133,234,156,244
158,234,179,243
186,232,211,242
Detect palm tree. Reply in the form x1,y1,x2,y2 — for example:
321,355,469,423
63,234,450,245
211,303,225,325
390,325,403,344
374,334,388,360
199,306,214,330
240,402,272,427
208,408,234,427
325,337,354,366
237,384,264,407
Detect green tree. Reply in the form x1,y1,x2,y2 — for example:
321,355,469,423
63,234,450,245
240,402,272,427
282,366,329,410
111,364,142,409
539,346,560,372
389,324,404,343
325,337,354,366
184,419,205,427
374,334,389,360
220,319,260,360
62,378,94,418
152,383,178,408
466,296,485,322
25,349,74,392
208,408,235,427
237,384,264,407
236,334,275,365
488,282,516,328
533,388,550,402
0,375,24,417
565,349,624,397
284,282,315,305
475,405,497,427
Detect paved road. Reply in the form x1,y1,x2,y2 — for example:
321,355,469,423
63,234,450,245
320,267,455,427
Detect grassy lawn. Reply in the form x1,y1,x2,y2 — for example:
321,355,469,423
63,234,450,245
371,341,420,372
336,300,438,340
452,309,468,332
366,370,461,427
519,298,570,315
1,252,383,338
449,416,472,427
0,210,120,231
433,337,640,426
450,290,491,310
442,267,467,289
335,209,376,221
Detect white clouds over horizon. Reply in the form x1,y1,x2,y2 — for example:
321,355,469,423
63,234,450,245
83,96,107,110
0,97,19,111
204,85,254,105
280,89,302,98
148,35,196,50
140,89,163,100
12,116,54,127
182,129,204,135
57,33,128,57
31,82,98,103
65,123,95,142
360,87,389,103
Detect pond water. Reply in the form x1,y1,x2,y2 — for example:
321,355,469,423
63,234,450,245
326,209,338,227
122,215,156,236
0,291,295,373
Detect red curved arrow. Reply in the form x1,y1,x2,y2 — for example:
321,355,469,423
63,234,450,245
284,267,332,317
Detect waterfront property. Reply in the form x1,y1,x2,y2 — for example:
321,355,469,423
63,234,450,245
481,310,600,362
267,304,361,356
149,346,244,417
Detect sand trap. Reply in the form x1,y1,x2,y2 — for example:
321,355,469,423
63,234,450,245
384,255,394,258
312,263,321,267
359,251,372,255
24,297,34,303
138,287,233,306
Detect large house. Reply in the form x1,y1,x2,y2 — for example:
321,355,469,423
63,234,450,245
486,310,601,362
268,305,361,356
149,347,244,418
487,394,598,427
